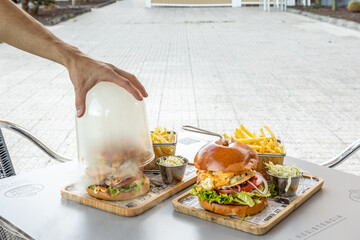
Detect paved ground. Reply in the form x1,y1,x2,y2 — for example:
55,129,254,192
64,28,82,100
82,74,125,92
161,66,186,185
1,1,360,175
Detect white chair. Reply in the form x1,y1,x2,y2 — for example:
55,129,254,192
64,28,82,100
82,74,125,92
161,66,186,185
271,0,287,10
278,0,287,11
260,0,286,12
260,0,270,11
297,0,310,6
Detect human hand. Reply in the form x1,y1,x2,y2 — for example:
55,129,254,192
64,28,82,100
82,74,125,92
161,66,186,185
66,53,148,118
0,1,147,118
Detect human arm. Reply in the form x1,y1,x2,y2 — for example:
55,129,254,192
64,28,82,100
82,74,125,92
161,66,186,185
0,0,148,117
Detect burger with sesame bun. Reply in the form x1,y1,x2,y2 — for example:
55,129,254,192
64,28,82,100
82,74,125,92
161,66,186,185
190,138,270,217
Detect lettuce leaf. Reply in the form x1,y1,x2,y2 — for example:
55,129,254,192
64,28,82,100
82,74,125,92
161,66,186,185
231,192,255,207
245,183,271,198
254,198,262,204
118,178,144,193
268,183,278,197
104,178,144,196
191,184,268,207
108,187,120,197
191,185,233,204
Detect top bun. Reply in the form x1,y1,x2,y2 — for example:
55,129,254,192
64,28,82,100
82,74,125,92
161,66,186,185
194,138,258,174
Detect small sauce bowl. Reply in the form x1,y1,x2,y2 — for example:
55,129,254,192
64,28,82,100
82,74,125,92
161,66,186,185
267,172,302,197
156,156,188,184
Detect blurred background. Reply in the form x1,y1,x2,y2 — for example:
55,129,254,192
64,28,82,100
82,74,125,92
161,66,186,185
1,0,359,175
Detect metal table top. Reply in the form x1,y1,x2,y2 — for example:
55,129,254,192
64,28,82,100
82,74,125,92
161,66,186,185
0,139,359,240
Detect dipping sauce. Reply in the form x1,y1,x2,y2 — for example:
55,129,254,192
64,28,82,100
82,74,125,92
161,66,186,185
158,156,184,167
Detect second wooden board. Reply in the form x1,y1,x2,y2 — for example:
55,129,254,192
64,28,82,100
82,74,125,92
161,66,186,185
61,165,197,216
173,176,324,235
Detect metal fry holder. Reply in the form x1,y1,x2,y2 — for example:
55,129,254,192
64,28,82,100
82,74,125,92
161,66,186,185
257,141,286,180
145,131,178,172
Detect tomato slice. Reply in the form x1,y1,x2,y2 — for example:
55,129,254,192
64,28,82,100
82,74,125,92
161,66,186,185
216,177,263,194
240,183,255,192
113,173,142,188
241,177,263,191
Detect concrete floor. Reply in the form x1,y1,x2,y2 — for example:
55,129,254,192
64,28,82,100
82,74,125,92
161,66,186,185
0,0,360,175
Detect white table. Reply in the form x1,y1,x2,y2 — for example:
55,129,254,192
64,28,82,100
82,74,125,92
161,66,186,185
1,137,360,239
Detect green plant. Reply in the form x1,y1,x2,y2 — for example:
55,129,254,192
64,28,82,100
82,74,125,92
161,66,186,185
21,0,55,14
21,0,29,12
313,2,321,9
348,1,360,12
42,0,55,5
332,0,337,11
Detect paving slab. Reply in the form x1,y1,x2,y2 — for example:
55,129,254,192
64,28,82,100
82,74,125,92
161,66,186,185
0,1,359,175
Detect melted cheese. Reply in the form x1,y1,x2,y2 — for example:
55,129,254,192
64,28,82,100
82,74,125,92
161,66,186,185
198,170,235,190
197,170,255,190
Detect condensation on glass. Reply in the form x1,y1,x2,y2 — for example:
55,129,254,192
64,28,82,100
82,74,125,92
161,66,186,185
76,82,154,186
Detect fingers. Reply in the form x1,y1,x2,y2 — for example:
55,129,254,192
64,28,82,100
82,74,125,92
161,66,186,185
115,75,143,101
70,59,148,119
112,67,148,98
75,89,87,118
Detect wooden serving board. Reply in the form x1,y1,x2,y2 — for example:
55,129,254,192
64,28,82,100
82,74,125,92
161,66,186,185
172,176,324,235
61,165,197,217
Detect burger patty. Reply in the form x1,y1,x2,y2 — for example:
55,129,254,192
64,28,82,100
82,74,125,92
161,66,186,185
91,176,145,194
198,169,255,190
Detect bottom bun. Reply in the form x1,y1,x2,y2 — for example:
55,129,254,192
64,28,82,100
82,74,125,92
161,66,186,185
87,176,150,201
198,197,267,217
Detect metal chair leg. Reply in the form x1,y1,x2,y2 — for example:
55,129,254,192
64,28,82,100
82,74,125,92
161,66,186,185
0,120,73,163
0,129,15,179
321,138,360,168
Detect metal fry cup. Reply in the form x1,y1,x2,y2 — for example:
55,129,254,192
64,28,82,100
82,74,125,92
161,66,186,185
256,139,286,180
268,172,302,197
156,156,188,184
145,131,177,171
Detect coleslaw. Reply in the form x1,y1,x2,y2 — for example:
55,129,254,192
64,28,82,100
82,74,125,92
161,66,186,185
265,162,311,193
265,162,304,178
158,156,184,166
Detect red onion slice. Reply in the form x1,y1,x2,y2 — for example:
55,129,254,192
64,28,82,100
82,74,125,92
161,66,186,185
113,177,132,188
247,172,268,195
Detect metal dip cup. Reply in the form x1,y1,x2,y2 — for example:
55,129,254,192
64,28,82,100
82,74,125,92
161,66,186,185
156,156,188,184
267,172,302,197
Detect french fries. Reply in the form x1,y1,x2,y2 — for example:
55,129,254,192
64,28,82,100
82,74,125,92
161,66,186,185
223,124,284,154
146,127,176,170
151,127,175,144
